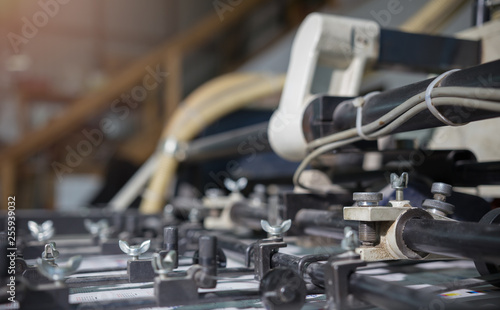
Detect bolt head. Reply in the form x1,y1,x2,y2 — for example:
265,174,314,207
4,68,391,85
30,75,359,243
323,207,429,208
353,192,383,204
431,182,452,197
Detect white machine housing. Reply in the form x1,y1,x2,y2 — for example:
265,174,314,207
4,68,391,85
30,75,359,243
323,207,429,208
268,13,380,161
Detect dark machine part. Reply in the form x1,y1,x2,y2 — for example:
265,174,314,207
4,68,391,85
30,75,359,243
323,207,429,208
254,238,288,281
193,247,227,268
259,268,306,310
402,218,500,265
184,122,271,163
271,252,326,287
230,197,353,235
377,29,480,71
19,283,70,310
197,235,218,288
281,192,352,234
303,60,500,142
160,226,179,268
230,201,268,231
0,233,7,280
294,209,356,230
127,259,156,283
349,273,474,310
473,208,500,285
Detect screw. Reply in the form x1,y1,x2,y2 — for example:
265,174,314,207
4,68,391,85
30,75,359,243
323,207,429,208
224,177,248,193
163,227,178,268
390,172,408,201
119,240,151,261
84,219,111,241
353,192,383,206
27,220,55,242
196,236,217,288
431,182,452,201
353,192,382,246
42,242,59,266
423,182,454,216
260,219,292,238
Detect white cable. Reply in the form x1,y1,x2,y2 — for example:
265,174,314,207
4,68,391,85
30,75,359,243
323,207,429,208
425,69,466,126
295,97,500,193
308,87,500,150
353,91,380,140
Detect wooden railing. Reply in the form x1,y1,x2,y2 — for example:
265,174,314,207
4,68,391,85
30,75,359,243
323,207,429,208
0,0,266,209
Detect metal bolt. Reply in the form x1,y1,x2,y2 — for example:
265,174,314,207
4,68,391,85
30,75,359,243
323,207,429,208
224,177,248,193
36,255,82,285
42,242,59,266
353,192,382,246
261,219,292,238
119,240,151,261
27,220,55,242
431,182,452,201
197,235,217,288
390,172,408,201
352,192,383,206
423,182,454,217
84,219,111,241
163,227,178,268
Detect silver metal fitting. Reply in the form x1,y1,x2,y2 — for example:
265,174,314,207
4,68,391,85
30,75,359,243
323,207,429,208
42,242,59,266
352,192,383,206
390,172,408,201
353,192,383,246
84,219,111,241
261,219,292,238
152,251,176,279
224,177,248,193
422,182,454,217
119,240,151,261
431,182,452,201
37,255,82,285
28,220,55,242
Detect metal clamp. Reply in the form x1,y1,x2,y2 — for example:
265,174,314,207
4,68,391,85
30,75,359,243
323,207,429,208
119,240,151,261
28,220,55,242
36,255,82,285
152,251,176,280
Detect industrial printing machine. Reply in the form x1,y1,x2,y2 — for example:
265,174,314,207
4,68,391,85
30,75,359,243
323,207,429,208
2,11,500,310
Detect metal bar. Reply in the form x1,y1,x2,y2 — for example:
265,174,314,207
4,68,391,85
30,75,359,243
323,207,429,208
271,252,325,286
229,202,268,231
295,209,356,229
349,273,470,310
305,60,500,141
183,122,270,162
403,219,500,264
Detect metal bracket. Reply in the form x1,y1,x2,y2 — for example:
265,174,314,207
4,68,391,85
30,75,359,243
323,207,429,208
324,256,367,310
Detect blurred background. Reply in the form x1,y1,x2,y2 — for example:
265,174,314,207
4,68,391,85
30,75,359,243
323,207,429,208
0,0,476,211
